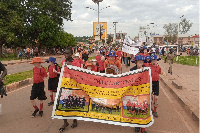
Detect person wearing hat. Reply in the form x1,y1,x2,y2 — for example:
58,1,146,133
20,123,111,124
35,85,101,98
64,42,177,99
46,57,61,106
91,59,98,72
147,55,165,118
104,51,122,74
130,55,147,133
84,62,93,71
71,53,83,68
30,57,47,117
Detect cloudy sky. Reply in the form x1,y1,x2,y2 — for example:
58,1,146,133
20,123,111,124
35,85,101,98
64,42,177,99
63,0,199,38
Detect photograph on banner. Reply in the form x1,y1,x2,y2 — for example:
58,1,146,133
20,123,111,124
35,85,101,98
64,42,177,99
56,88,90,112
52,64,154,127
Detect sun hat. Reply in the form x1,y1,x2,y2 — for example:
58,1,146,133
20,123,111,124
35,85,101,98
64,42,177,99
45,57,57,63
30,57,44,64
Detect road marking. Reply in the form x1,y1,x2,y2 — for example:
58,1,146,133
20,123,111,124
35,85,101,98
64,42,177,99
160,83,193,132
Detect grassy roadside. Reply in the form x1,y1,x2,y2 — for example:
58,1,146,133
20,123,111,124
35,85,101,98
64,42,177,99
3,64,61,85
161,56,199,66
0,54,19,61
4,70,33,85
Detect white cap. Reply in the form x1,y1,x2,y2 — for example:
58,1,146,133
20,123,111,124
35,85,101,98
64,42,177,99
74,53,80,57
92,59,97,62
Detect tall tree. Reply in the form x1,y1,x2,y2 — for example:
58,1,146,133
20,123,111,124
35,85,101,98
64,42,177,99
179,18,193,34
0,1,24,56
163,23,178,44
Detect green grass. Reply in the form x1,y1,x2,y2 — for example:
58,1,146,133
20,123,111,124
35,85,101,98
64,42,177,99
0,54,19,61
161,56,199,66
4,70,33,85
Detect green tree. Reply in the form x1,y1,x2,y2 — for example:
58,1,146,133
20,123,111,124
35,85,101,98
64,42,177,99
163,23,178,44
0,1,24,56
179,18,193,34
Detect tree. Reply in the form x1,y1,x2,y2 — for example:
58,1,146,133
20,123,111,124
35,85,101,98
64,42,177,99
179,18,193,34
163,18,193,44
0,1,24,56
21,0,72,50
163,23,178,44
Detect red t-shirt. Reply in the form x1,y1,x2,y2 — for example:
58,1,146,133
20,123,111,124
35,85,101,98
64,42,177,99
98,61,105,71
48,65,61,78
95,55,101,62
116,51,122,58
33,67,47,84
149,64,161,81
91,65,98,72
71,59,83,67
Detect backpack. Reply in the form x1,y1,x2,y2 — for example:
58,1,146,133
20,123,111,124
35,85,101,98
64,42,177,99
48,63,61,78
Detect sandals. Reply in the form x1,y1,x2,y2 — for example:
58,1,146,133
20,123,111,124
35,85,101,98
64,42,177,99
71,119,77,128
59,122,69,133
48,102,54,106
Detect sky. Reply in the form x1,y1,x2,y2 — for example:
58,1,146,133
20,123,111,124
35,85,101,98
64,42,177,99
63,0,199,39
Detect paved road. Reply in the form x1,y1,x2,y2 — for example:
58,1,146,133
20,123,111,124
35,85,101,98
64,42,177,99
5,52,96,75
5,57,64,75
0,63,198,133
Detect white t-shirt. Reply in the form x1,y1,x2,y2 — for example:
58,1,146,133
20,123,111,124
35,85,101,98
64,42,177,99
152,48,156,52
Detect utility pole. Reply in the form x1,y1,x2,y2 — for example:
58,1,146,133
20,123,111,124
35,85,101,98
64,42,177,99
113,22,118,44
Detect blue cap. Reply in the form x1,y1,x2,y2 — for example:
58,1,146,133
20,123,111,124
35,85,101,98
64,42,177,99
100,50,104,53
151,55,161,61
143,46,147,50
135,55,145,61
145,56,151,60
108,51,116,56
46,57,57,63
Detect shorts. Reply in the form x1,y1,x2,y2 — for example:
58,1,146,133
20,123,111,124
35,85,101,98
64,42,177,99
30,82,46,100
48,78,59,92
152,81,159,96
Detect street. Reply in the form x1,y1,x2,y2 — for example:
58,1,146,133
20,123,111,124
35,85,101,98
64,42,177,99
0,61,198,133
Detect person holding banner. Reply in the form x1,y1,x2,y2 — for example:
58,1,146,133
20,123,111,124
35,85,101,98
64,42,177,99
130,55,147,133
59,47,78,133
104,51,122,74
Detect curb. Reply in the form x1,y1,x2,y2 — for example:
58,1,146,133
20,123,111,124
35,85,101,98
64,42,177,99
5,78,33,92
159,75,199,124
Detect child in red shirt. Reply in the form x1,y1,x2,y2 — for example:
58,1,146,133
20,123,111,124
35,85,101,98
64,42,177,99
46,57,60,106
98,56,105,73
148,55,165,118
95,51,101,62
30,57,47,117
91,59,98,72
71,53,83,68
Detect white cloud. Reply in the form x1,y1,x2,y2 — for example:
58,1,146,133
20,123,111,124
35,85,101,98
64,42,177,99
63,0,199,38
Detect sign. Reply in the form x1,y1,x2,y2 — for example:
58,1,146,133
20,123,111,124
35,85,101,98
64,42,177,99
93,22,107,40
52,64,154,128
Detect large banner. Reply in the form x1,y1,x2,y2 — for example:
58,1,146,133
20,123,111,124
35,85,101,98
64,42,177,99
52,64,154,128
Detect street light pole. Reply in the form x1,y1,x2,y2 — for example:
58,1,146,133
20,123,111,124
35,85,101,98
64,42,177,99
97,2,99,24
113,22,118,44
